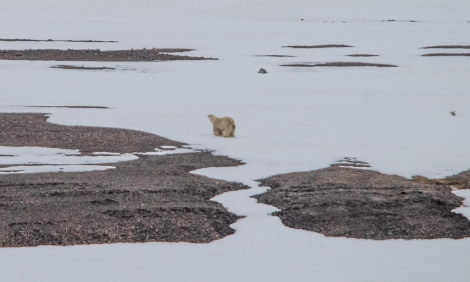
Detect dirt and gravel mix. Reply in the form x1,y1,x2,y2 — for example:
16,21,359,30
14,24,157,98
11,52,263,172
0,48,216,62
281,62,397,68
0,113,247,247
255,166,470,240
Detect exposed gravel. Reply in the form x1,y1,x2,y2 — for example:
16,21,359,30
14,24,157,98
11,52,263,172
421,45,470,49
0,38,117,43
422,53,470,57
283,44,353,48
50,65,116,70
0,113,247,247
347,54,379,57
0,48,216,62
281,62,397,67
0,113,183,154
255,166,470,240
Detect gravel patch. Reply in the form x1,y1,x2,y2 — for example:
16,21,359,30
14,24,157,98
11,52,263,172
17,105,110,109
422,53,470,57
0,113,247,247
347,54,379,57
51,65,116,70
283,44,353,49
0,38,117,43
0,48,216,62
255,166,470,240
281,62,397,67
421,45,470,49
257,55,296,58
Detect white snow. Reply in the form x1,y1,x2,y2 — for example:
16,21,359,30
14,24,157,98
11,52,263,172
0,146,138,173
453,190,470,221
0,164,116,174
0,145,197,173
137,147,196,156
1,0,470,281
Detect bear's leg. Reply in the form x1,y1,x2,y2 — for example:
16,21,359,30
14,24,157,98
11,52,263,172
222,125,234,137
213,127,222,136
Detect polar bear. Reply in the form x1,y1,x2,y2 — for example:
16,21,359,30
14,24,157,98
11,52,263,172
208,114,236,137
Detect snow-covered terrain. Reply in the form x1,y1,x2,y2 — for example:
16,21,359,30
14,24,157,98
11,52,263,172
1,0,470,281
0,146,137,173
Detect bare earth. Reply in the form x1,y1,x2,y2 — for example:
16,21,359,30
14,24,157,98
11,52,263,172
0,48,216,62
0,113,247,247
255,166,470,240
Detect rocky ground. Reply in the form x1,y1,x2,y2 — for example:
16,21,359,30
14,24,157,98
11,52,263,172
0,113,247,247
0,48,216,62
255,166,470,240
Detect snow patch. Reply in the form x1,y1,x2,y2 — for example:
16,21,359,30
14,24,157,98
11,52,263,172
0,146,196,174
453,189,470,221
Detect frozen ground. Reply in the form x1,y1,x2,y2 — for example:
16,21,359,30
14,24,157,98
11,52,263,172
1,0,470,281
0,146,136,173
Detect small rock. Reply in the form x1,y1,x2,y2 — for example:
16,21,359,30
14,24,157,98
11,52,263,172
258,68,268,74
450,110,456,116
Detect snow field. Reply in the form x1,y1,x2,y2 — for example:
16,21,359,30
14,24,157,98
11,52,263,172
1,1,470,281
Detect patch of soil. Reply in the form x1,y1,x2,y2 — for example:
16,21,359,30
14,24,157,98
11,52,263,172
0,48,216,62
18,105,110,109
422,53,470,57
421,45,470,49
347,54,379,57
255,166,470,240
0,113,247,247
283,44,353,49
412,174,470,190
257,55,296,58
51,65,116,70
281,62,397,68
0,113,180,154
382,19,419,23
0,38,117,43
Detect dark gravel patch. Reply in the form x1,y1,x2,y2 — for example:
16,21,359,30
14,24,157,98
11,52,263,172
17,105,110,109
51,65,116,70
283,44,353,49
257,55,296,58
0,113,183,154
0,113,247,247
281,62,397,67
0,38,117,43
422,53,470,57
347,54,379,57
0,48,216,62
421,45,470,49
255,166,470,240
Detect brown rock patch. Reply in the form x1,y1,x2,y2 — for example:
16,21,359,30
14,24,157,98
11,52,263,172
283,44,353,49
347,54,379,57
51,65,116,70
421,45,470,49
0,38,117,43
0,113,247,247
0,48,216,62
281,62,397,67
255,166,470,240
422,53,470,57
